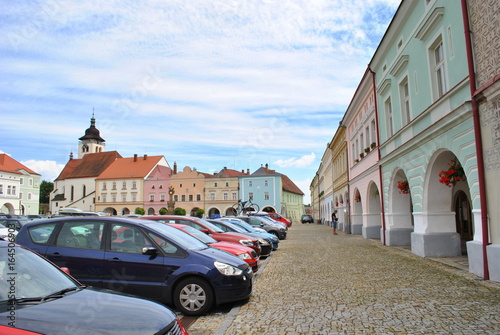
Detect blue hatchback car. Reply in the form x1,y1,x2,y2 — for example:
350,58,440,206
15,217,253,315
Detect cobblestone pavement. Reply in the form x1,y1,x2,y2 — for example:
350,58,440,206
185,223,500,335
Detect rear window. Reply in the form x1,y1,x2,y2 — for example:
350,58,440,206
28,223,57,244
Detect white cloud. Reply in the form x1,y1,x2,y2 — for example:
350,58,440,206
274,153,316,168
21,160,64,182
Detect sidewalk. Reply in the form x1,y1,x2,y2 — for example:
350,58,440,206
186,223,500,335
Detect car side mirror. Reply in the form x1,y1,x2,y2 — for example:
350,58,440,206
200,229,210,235
142,246,158,255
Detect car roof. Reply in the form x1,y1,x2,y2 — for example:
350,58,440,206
20,216,152,229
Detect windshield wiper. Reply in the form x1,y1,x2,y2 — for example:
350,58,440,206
7,286,83,304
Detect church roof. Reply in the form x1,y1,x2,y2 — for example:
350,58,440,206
55,151,122,180
0,154,40,175
79,115,105,142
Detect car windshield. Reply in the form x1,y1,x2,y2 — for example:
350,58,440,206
228,220,255,232
141,221,209,250
177,225,217,244
220,221,248,233
195,218,225,233
0,244,80,304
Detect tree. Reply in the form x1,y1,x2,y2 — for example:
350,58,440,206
135,207,145,215
39,180,54,204
159,208,167,215
195,208,205,218
174,207,186,215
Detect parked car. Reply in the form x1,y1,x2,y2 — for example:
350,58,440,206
141,215,262,256
0,218,30,231
0,240,189,334
254,212,292,227
301,214,314,224
169,223,259,272
0,220,18,241
15,217,253,315
218,217,279,250
236,216,287,240
207,219,274,256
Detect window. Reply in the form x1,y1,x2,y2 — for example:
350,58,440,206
132,194,137,202
385,97,393,137
232,192,237,201
20,178,24,185
225,182,229,187
210,193,215,201
160,194,165,201
102,195,107,202
102,182,107,190
431,38,447,99
174,195,178,202
112,182,117,190
249,192,253,200
264,180,268,187
223,192,228,201
29,178,33,186
400,77,411,125
150,194,155,201
264,192,269,200
189,195,193,201
196,194,201,201
214,182,218,187
111,224,152,254
181,195,186,201
112,195,116,203
249,181,253,187
132,181,137,189
122,195,127,202
56,221,104,250
0,185,3,194
122,181,127,189
83,185,86,197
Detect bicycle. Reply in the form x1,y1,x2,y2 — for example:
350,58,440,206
232,199,260,216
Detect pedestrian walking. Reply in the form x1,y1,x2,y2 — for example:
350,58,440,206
331,210,338,235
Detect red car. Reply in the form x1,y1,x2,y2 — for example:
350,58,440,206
169,223,259,272
141,216,262,256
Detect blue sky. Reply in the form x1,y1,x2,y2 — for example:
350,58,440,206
1,0,400,204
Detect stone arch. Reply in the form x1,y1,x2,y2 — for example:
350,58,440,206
351,188,363,235
363,181,382,239
412,150,466,257
121,207,131,215
385,168,414,246
147,207,155,215
208,207,221,219
1,203,15,215
104,207,117,216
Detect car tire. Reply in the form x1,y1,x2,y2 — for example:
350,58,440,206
270,231,280,239
174,277,214,316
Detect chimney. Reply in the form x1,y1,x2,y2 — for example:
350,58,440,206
174,162,177,174
134,154,137,162
69,152,73,160
265,163,269,171
247,169,250,175
144,154,147,160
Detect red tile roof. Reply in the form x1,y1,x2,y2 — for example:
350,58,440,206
0,154,40,175
216,168,247,177
55,151,122,180
97,155,165,180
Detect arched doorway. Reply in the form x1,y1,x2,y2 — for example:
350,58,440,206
454,190,472,255
208,207,221,219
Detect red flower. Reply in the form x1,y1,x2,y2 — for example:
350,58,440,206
397,180,410,194
438,160,465,187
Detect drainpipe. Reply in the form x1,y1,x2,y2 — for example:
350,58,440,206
369,67,387,246
461,0,489,280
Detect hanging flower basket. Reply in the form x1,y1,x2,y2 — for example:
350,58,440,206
355,194,361,202
438,159,465,187
335,201,339,207
339,200,344,204
397,180,410,194
364,147,370,153
370,142,377,149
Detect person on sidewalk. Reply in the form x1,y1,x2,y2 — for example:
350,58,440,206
331,210,338,235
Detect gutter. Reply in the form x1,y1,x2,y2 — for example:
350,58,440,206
369,67,387,246
460,0,490,280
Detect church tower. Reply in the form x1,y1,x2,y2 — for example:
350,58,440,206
78,113,105,158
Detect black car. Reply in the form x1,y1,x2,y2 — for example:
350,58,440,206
236,216,287,240
0,241,189,334
301,215,314,224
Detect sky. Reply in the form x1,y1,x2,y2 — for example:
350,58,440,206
1,0,400,205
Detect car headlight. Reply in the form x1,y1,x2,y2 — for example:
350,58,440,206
237,253,252,260
258,238,269,245
214,261,243,276
240,239,254,247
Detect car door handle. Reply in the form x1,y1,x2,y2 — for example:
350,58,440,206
50,252,62,258
106,257,122,262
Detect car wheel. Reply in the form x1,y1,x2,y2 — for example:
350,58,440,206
174,277,214,316
270,231,279,239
